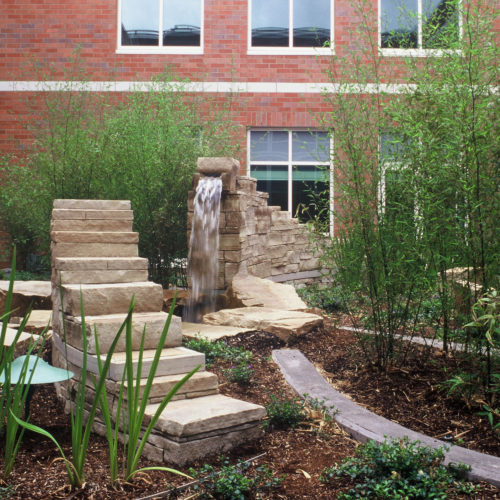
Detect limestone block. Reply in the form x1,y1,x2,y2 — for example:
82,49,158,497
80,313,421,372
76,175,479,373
221,171,236,192
224,262,239,285
0,281,52,316
58,269,148,285
219,233,241,251
271,263,299,275
224,211,245,227
9,309,51,335
202,307,323,342
146,394,265,437
222,194,246,212
53,200,131,210
268,232,284,246
52,333,205,380
299,258,320,272
54,257,148,271
223,251,242,263
223,274,307,310
197,157,240,177
268,245,288,260
52,242,138,259
248,262,271,278
271,211,291,223
255,220,271,234
52,209,134,220
51,231,139,244
60,282,162,316
51,219,133,232
287,250,300,265
63,311,182,353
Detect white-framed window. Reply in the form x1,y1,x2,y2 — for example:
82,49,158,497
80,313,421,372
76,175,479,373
248,0,334,55
117,0,203,54
379,0,460,56
248,130,333,229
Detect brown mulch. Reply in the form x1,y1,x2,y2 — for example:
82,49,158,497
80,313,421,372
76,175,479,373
1,319,499,499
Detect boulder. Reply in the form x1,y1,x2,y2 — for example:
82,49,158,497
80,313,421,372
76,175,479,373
222,274,307,310
0,281,52,316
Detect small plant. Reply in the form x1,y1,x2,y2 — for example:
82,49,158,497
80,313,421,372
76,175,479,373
183,337,252,366
304,395,338,422
189,456,282,500
297,284,346,313
320,437,477,499
264,394,306,430
223,362,254,386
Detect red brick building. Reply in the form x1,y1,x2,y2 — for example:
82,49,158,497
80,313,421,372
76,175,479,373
0,0,464,267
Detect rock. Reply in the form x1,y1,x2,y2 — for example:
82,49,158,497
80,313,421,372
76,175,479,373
202,306,323,343
0,280,52,316
10,309,52,334
222,274,307,310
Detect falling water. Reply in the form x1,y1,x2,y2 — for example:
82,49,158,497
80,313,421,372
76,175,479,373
184,176,222,323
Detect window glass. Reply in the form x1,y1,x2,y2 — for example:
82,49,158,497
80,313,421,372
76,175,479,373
250,131,289,161
292,131,329,162
251,165,289,211
380,133,408,160
422,0,458,48
122,0,159,46
292,165,329,221
293,0,330,47
163,0,201,46
251,0,289,47
381,0,418,48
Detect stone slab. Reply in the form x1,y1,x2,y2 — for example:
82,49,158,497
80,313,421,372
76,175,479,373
52,332,205,381
63,311,182,353
0,280,52,316
51,219,133,232
58,269,148,285
182,322,253,341
51,242,138,258
60,282,162,316
2,327,40,347
223,274,307,310
272,349,500,488
54,257,148,271
51,231,139,244
51,209,134,220
10,309,51,334
202,307,323,343
145,394,265,438
53,199,131,210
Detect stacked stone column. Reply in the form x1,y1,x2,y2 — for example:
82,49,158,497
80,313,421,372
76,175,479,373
51,199,264,465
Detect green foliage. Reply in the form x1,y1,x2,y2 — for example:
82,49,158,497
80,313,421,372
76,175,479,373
189,456,282,500
223,361,254,386
320,437,477,499
183,337,252,366
297,284,346,313
0,55,239,284
313,0,499,369
264,394,306,430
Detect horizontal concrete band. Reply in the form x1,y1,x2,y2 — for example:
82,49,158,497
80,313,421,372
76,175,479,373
272,349,500,488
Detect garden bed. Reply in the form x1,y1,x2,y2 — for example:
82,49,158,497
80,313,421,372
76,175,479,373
1,322,499,498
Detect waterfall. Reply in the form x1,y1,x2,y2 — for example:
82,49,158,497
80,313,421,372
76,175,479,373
184,176,222,323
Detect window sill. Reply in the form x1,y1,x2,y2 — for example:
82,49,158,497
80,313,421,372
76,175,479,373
247,47,333,56
116,46,203,55
380,48,462,57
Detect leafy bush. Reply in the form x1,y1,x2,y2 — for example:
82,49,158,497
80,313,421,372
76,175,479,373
0,57,239,284
183,337,252,366
223,362,254,386
297,284,346,313
264,394,306,430
190,456,282,500
320,437,477,499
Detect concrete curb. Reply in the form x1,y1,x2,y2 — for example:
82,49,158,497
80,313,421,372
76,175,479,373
272,349,500,488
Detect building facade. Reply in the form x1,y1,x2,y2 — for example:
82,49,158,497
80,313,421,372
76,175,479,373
0,0,464,267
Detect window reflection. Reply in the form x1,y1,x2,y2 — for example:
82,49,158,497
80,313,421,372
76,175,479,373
121,0,159,46
293,0,330,47
251,165,289,211
163,0,201,46
381,0,418,48
252,0,289,47
422,0,458,48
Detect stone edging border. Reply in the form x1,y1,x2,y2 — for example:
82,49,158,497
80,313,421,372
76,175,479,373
272,349,500,488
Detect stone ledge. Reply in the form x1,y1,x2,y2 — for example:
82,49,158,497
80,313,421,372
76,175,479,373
272,349,500,488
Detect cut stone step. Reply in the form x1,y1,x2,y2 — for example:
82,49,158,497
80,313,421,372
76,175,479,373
60,282,163,316
51,219,133,232
63,311,182,353
54,257,148,271
51,209,134,220
52,332,204,381
57,269,148,285
51,231,139,244
53,199,131,210
51,242,138,259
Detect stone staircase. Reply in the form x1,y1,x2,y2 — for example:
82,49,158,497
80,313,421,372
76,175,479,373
50,199,265,465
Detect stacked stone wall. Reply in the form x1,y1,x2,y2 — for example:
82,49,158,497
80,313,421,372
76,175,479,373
188,158,321,291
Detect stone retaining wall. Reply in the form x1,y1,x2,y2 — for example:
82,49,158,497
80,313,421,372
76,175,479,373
187,157,322,291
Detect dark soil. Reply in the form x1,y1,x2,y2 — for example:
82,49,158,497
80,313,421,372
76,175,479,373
1,320,499,499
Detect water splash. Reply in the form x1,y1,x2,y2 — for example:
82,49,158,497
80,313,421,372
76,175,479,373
184,176,222,323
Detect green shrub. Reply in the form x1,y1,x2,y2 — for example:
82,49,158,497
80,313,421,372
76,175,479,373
183,337,252,366
190,456,282,500
297,284,346,313
320,437,477,499
264,394,306,430
223,362,254,386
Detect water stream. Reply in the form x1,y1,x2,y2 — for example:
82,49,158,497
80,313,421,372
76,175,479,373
183,176,222,323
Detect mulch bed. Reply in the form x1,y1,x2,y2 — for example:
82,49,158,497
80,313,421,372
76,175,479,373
1,318,499,499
